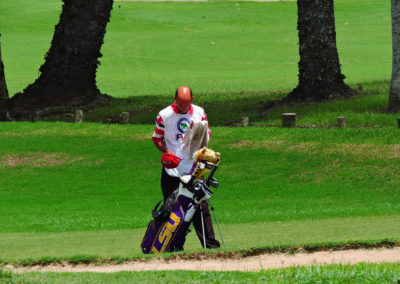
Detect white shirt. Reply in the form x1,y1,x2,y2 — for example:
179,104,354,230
152,102,211,177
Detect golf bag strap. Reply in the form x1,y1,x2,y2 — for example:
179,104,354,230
152,191,177,222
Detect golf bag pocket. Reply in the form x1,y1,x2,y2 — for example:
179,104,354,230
141,219,162,254
141,196,192,254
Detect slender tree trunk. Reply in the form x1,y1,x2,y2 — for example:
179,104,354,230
0,35,9,101
0,34,10,118
10,0,113,112
284,0,356,102
389,0,400,112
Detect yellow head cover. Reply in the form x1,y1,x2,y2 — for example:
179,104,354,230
193,147,220,163
191,147,221,179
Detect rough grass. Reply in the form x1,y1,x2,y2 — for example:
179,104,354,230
229,140,400,160
0,152,85,168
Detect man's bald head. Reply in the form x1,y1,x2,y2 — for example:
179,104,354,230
175,86,193,113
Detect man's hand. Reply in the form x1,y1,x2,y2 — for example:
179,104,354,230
165,149,174,155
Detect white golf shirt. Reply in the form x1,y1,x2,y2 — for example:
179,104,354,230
152,102,211,177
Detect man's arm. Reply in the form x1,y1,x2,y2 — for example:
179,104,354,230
154,140,174,155
152,114,175,155
201,110,211,138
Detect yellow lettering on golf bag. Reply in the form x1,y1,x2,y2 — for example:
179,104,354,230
151,245,161,254
152,212,182,254
158,227,172,253
166,211,180,232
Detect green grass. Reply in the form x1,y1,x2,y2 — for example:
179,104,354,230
0,1,399,279
1,123,400,234
1,215,399,261
0,122,400,261
0,0,391,97
2,263,400,283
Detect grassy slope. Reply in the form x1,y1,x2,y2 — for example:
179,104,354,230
1,216,399,260
2,263,400,283
0,122,400,260
1,123,400,233
0,0,391,97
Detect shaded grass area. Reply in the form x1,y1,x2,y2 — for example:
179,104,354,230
45,80,395,129
261,81,395,128
1,215,399,262
2,263,400,283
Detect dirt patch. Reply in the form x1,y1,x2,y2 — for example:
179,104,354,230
324,143,400,160
5,247,400,273
287,142,318,151
230,140,400,160
230,140,285,149
0,152,84,167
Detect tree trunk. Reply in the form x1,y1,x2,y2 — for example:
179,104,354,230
284,0,356,102
0,34,10,119
389,0,400,113
9,0,113,112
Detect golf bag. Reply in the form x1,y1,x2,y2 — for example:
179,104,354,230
141,148,220,254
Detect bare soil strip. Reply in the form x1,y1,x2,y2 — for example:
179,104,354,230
5,248,400,273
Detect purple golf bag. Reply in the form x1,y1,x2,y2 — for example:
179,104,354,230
141,154,220,254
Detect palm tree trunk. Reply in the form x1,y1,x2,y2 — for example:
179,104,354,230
389,0,400,112
0,35,9,102
10,0,113,112
0,35,9,118
285,0,356,102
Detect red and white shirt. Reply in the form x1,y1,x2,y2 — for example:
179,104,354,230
153,102,211,177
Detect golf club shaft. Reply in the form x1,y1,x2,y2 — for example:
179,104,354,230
200,204,207,249
208,200,226,248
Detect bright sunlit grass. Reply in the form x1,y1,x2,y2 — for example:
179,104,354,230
0,122,399,233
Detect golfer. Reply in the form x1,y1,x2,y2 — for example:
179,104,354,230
152,86,220,249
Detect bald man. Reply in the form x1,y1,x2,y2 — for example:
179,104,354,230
152,86,220,249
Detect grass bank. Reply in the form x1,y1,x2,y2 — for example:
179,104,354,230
1,123,400,233
0,122,400,261
1,215,399,261
2,263,400,283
